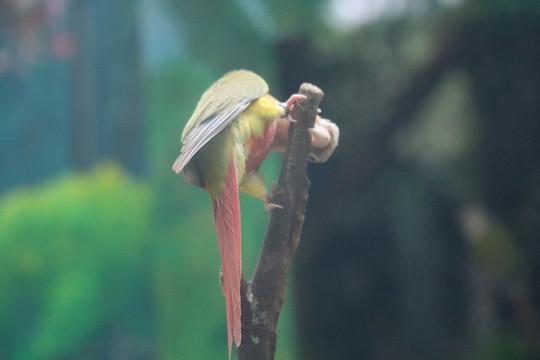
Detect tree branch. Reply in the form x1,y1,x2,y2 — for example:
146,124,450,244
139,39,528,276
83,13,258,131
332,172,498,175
237,83,324,360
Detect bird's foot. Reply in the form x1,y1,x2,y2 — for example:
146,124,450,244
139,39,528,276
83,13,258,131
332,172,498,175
285,93,307,111
265,184,284,211
265,202,284,211
307,117,340,163
280,93,306,122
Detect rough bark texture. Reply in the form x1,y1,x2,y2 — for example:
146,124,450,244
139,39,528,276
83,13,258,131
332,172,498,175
237,83,324,360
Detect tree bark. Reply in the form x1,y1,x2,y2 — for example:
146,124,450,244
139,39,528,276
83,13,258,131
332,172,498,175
237,83,324,360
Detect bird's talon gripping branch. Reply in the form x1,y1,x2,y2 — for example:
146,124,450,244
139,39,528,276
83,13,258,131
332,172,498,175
265,200,284,212
284,93,307,121
307,117,340,163
287,115,298,123
308,126,331,147
265,182,284,211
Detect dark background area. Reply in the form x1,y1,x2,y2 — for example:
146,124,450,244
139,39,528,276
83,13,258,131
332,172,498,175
1,0,539,359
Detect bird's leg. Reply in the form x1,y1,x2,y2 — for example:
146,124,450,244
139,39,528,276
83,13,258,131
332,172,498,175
284,93,307,111
265,181,284,211
307,117,340,163
284,94,307,123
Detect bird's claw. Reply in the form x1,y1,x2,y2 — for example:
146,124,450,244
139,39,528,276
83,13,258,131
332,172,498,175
265,202,284,211
284,93,307,122
308,126,331,148
285,93,307,109
307,117,340,163
265,186,284,211
271,93,339,163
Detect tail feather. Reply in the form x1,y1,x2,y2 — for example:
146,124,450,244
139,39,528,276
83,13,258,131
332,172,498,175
212,159,242,358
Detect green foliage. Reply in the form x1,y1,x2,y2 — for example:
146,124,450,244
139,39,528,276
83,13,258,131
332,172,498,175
0,145,297,360
0,163,153,360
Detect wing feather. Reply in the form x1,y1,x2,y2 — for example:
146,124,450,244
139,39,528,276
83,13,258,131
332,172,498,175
172,69,269,174
172,97,252,174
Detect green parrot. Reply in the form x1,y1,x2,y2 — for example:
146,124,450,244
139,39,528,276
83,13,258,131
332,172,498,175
172,69,306,358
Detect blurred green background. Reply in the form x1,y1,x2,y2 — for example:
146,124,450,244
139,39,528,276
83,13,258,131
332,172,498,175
1,0,540,359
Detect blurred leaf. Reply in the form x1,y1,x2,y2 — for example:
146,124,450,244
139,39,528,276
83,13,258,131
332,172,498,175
0,163,153,360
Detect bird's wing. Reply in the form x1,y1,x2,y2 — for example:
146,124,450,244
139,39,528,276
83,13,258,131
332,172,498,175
172,69,268,174
172,97,252,174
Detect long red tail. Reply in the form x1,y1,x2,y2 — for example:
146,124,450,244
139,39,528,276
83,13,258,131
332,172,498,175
212,159,242,358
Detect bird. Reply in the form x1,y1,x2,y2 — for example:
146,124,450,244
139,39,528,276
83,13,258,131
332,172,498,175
172,69,307,358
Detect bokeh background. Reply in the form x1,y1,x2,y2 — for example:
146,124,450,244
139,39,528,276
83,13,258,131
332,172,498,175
1,0,540,359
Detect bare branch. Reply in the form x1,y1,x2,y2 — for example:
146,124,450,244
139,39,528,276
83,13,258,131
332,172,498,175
237,83,324,360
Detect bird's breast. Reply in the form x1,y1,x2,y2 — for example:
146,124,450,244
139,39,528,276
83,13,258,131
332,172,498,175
235,94,284,172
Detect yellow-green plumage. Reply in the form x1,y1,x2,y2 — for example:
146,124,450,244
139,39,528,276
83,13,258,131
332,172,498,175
173,69,285,201
181,70,268,140
197,94,283,200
